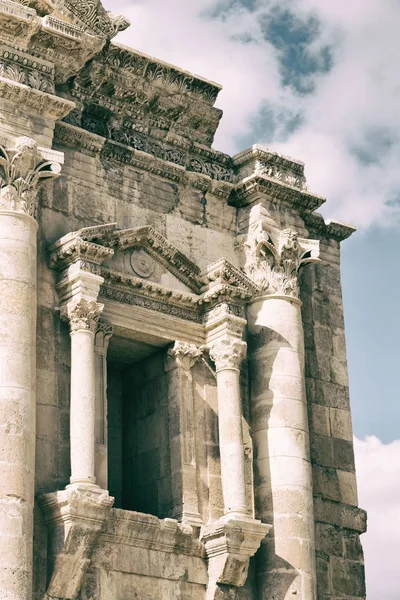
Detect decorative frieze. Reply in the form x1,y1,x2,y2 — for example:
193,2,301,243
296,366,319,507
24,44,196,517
0,77,75,118
54,121,105,156
0,44,55,93
101,44,221,106
62,0,130,38
0,136,63,217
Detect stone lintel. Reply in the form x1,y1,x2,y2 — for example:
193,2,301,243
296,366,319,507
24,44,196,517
201,517,271,592
39,485,114,600
304,211,357,242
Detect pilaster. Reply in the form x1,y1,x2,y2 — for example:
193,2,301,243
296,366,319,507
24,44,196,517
165,341,203,528
94,322,113,490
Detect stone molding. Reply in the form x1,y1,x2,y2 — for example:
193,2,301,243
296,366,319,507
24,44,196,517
61,298,104,332
0,135,63,217
58,0,130,38
54,121,105,156
231,173,326,213
39,486,114,600
233,144,308,192
240,204,320,299
304,211,357,241
0,2,107,84
0,77,75,118
0,43,55,93
209,338,247,372
201,517,271,597
50,223,319,327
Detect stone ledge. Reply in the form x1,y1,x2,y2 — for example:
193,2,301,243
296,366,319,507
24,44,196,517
102,508,206,558
304,212,356,242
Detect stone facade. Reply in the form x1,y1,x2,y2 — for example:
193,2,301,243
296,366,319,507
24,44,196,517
0,1,366,599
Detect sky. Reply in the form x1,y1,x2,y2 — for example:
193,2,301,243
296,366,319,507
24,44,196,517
104,1,400,596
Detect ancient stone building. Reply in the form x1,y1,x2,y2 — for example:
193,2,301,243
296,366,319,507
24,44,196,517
0,1,367,599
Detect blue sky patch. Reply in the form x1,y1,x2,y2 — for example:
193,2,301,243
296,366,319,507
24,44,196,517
260,7,334,94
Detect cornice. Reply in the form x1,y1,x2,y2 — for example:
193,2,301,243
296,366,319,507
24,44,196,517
233,144,305,175
0,77,74,119
200,258,259,295
54,121,105,157
231,173,326,213
102,43,222,108
303,212,356,241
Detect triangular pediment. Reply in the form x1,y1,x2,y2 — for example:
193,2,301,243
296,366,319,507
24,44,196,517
49,223,259,308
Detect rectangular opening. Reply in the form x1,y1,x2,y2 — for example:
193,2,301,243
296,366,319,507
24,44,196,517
107,337,173,519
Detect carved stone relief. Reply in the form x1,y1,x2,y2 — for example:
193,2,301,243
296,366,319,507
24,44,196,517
240,204,320,298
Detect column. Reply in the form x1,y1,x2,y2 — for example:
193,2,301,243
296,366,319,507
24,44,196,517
94,323,113,490
165,341,203,527
243,205,320,599
63,299,104,487
209,337,248,518
0,138,62,599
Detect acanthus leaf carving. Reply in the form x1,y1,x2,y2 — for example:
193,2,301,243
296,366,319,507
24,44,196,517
242,205,320,299
209,338,247,372
0,136,62,218
61,298,104,333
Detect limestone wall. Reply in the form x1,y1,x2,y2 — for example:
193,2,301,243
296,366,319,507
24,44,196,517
301,237,367,600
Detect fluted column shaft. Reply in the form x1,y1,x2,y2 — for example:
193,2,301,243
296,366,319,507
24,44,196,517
210,338,248,519
248,296,316,599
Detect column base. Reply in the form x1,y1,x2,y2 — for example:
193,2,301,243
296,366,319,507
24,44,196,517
39,486,114,600
201,516,271,598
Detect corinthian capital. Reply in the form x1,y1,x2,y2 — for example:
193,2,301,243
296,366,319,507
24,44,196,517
209,338,247,372
0,137,62,218
242,204,320,298
61,299,104,333
167,341,202,371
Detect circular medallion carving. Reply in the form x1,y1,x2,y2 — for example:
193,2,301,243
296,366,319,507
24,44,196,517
130,250,154,278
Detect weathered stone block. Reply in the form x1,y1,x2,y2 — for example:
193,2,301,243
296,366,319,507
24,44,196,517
330,557,366,598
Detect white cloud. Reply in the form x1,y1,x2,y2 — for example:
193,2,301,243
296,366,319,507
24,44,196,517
103,0,400,228
354,435,400,600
